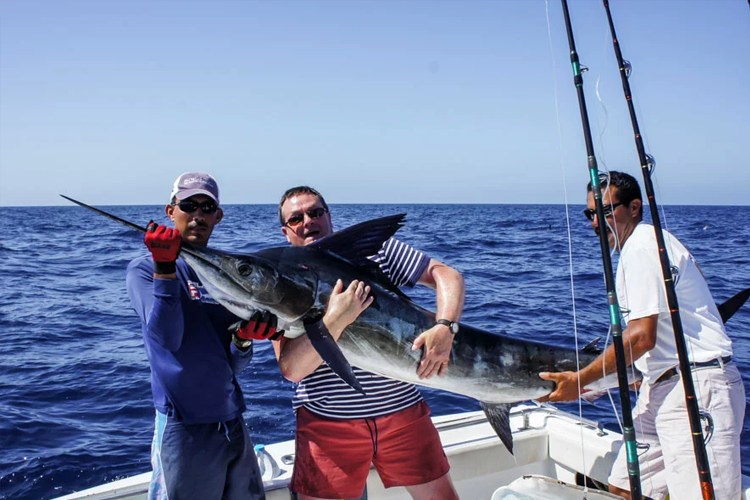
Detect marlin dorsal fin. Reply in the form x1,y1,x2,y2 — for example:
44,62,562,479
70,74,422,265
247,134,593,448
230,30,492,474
581,337,602,355
309,214,407,264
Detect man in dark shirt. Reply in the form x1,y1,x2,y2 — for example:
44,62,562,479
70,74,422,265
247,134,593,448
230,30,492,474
126,172,275,500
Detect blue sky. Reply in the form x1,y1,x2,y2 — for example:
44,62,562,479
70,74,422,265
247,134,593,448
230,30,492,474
1,0,748,206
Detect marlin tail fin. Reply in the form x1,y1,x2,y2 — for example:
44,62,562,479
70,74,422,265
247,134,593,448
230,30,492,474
718,288,750,324
481,402,514,455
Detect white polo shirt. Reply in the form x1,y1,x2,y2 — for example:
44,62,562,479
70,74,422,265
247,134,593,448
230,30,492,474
616,222,732,382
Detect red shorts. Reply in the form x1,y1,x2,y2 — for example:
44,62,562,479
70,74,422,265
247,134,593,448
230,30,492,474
290,401,450,499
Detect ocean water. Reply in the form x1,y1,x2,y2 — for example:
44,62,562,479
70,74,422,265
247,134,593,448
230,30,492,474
1,204,748,500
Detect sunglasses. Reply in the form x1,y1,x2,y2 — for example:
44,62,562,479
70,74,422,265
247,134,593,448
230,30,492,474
174,199,218,215
284,207,328,228
583,202,623,221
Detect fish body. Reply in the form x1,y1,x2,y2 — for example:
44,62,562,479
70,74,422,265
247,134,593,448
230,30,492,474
187,243,609,403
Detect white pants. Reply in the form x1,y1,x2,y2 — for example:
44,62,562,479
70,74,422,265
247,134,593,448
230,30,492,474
608,363,745,500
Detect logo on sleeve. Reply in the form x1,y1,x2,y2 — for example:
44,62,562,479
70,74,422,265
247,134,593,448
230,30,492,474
187,280,219,304
670,265,680,286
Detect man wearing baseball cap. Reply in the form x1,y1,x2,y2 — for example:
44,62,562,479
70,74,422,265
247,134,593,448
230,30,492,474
126,172,278,500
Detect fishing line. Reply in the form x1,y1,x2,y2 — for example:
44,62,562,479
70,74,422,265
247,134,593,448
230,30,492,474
559,1,646,495
596,172,636,439
594,23,613,175
647,166,718,480
601,1,719,495
602,322,624,431
594,75,610,174
603,16,707,432
598,172,662,499
589,9,655,478
587,26,647,430
543,3,591,490
577,80,647,468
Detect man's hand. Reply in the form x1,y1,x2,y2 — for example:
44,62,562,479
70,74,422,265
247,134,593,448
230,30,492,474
232,310,283,342
537,371,581,403
322,279,373,338
412,325,454,379
144,221,181,275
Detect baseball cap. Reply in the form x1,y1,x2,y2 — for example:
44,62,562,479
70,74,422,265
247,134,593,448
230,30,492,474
170,172,220,204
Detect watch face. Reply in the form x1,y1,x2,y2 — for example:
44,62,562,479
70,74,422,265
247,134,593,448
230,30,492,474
438,319,459,334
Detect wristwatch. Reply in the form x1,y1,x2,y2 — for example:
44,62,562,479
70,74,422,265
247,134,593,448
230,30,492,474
232,334,253,351
436,319,459,335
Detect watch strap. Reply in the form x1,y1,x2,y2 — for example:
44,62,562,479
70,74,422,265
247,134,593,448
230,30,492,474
435,319,459,334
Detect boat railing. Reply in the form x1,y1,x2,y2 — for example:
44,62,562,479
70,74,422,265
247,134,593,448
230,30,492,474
431,403,607,438
518,404,608,437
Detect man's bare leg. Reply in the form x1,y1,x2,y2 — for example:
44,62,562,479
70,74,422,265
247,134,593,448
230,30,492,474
405,473,460,500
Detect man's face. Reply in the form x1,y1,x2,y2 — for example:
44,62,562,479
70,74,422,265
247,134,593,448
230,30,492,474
165,194,223,247
586,186,640,250
280,193,333,247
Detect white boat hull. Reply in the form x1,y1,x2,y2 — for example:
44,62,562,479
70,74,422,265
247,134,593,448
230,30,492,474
52,404,750,500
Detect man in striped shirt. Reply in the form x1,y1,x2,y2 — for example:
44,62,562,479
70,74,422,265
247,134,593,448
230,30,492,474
273,186,465,500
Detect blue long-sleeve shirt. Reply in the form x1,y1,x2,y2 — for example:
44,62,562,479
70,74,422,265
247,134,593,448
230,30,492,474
126,255,252,424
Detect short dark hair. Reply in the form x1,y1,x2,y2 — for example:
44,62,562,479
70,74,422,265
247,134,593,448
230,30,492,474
587,170,642,215
278,186,329,225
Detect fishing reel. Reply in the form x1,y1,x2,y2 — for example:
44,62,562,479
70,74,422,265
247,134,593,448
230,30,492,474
700,410,715,445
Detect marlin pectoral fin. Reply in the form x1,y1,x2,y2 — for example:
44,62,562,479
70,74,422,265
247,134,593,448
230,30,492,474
480,402,514,455
305,321,366,396
718,288,750,324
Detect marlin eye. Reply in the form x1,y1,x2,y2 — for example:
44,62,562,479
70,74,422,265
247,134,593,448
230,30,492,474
237,262,253,277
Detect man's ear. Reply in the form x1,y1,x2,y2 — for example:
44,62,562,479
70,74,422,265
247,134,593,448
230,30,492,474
629,198,642,219
165,204,175,221
281,226,292,243
215,208,224,224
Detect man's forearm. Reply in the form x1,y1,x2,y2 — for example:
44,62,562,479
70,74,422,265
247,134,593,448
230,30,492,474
147,279,185,351
127,265,185,352
277,335,322,382
277,317,346,382
579,322,654,385
579,346,615,387
430,264,465,322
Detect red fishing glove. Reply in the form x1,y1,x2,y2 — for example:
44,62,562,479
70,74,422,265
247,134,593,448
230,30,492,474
144,221,181,274
230,310,284,345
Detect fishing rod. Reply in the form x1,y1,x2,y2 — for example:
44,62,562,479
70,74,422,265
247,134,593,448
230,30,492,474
601,1,716,498
558,1,643,499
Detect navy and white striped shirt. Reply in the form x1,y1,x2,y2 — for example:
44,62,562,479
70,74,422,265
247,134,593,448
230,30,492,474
292,238,431,419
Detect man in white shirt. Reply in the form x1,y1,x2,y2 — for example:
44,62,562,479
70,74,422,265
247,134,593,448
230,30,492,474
539,171,745,500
